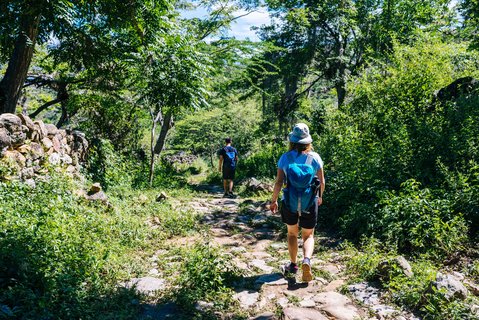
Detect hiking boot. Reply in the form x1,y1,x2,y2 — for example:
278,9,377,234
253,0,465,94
301,258,313,282
223,193,229,198
228,192,236,198
282,262,298,278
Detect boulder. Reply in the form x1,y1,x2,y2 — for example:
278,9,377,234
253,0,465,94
124,277,165,295
42,137,53,150
0,128,11,149
17,113,35,132
0,114,26,147
0,113,22,132
89,183,102,194
3,150,26,167
48,153,61,165
21,167,35,179
51,135,61,152
70,131,88,161
86,190,108,202
33,120,48,141
45,123,58,136
377,256,413,281
156,191,168,202
432,272,468,300
17,144,31,154
61,154,73,165
465,280,479,296
29,142,44,160
242,177,274,193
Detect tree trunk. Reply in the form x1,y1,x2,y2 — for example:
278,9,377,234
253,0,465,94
0,13,41,114
153,110,173,156
336,78,346,109
149,109,163,186
336,34,347,109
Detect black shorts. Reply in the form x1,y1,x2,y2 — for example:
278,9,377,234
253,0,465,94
280,199,318,229
222,167,236,180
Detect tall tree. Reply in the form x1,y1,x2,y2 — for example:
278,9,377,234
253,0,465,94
255,0,453,128
138,33,211,185
0,0,171,114
461,0,479,49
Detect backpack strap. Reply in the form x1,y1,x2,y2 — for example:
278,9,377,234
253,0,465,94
286,152,314,165
305,153,314,167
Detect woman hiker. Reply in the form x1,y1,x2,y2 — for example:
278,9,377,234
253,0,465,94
270,123,325,282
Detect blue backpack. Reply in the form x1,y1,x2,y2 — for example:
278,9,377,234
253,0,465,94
283,152,317,213
223,147,236,168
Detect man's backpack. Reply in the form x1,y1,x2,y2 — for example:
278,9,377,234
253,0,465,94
223,147,237,168
283,152,318,213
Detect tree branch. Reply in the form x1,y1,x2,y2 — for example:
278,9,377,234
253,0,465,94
29,97,65,118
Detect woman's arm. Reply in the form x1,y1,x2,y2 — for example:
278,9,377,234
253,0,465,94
270,168,285,213
317,167,325,206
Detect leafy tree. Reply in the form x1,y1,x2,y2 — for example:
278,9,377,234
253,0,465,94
319,35,479,240
0,0,171,114
138,33,211,185
461,0,479,49
253,0,453,130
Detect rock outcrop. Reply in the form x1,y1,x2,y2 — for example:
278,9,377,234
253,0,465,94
0,113,88,181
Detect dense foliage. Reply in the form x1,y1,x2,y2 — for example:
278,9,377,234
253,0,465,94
1,0,479,318
319,36,479,252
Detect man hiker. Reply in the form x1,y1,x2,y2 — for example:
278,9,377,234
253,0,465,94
218,137,239,198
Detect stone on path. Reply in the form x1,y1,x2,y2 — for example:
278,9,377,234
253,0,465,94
210,227,229,237
283,307,329,320
348,282,381,305
314,291,360,320
277,297,289,308
323,279,345,292
234,290,260,309
125,277,165,295
321,263,341,275
299,299,316,308
140,302,179,319
249,259,274,273
250,312,275,320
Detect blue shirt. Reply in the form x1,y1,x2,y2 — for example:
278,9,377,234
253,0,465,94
277,150,323,178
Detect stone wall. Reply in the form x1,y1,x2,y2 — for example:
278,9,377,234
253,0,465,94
0,113,88,183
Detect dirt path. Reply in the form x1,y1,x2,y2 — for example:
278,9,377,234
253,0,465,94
189,186,371,320
134,185,420,320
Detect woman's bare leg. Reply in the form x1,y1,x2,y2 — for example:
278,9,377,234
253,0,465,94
287,224,299,263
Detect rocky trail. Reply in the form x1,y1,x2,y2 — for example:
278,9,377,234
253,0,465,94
131,185,420,320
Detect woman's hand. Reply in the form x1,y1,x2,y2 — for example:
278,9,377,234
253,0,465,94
317,196,323,206
270,200,278,213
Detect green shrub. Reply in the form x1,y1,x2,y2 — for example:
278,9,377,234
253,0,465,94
174,243,241,310
85,138,139,191
345,239,477,320
344,238,392,281
238,142,286,179
0,173,152,319
156,208,202,238
319,34,479,246
377,180,468,258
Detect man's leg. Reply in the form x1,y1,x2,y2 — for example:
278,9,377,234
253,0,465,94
228,179,233,193
286,224,299,264
223,179,228,194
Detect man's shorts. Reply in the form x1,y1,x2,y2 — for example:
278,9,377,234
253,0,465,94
280,199,318,229
222,167,236,180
